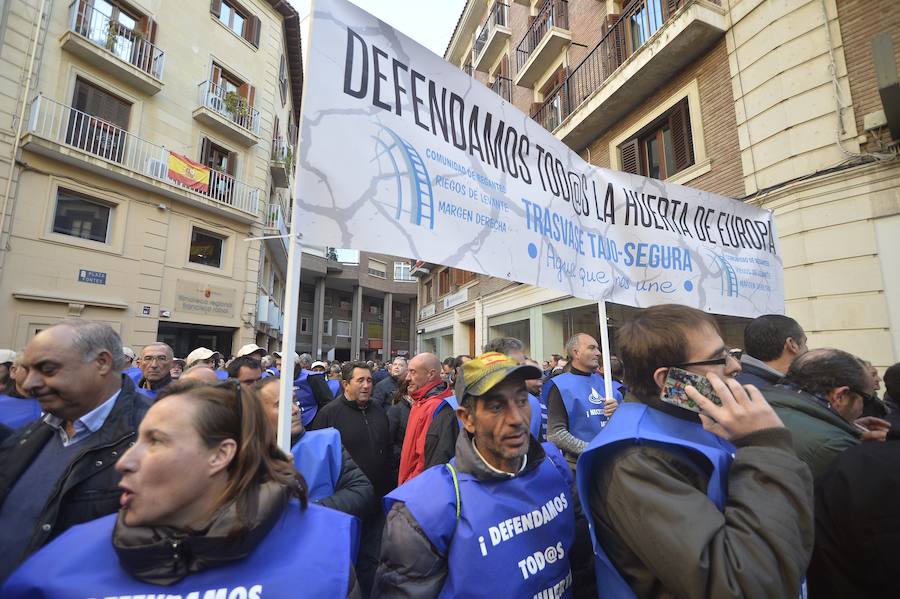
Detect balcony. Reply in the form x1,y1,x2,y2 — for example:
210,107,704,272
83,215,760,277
515,0,570,89
472,2,511,72
60,1,165,94
263,201,290,266
23,95,263,221
463,62,474,77
490,75,513,102
192,81,261,147
539,0,726,150
270,137,293,188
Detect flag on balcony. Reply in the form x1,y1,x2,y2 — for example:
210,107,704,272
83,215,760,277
167,152,210,192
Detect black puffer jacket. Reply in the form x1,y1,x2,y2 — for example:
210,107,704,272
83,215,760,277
0,376,150,563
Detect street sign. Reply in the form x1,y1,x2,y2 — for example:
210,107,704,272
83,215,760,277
78,269,106,285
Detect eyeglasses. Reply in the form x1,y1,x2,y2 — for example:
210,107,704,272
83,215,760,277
672,348,743,369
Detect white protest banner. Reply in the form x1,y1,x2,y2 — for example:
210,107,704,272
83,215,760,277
296,0,784,318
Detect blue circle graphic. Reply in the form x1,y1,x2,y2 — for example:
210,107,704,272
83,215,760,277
527,243,538,259
683,280,694,292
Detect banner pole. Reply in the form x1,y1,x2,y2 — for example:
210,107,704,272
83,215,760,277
597,300,614,403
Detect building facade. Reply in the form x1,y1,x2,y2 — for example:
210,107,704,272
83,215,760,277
422,0,900,368
0,0,304,358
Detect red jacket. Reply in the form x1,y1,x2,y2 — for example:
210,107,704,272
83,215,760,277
397,380,453,484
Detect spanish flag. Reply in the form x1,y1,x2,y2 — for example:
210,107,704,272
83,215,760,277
168,152,210,193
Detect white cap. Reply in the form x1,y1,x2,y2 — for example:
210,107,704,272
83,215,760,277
122,346,136,360
236,343,267,358
0,349,16,364
311,361,328,370
273,350,301,362
185,347,221,367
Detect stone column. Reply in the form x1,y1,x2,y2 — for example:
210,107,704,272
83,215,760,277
351,285,363,360
312,277,326,359
383,292,393,360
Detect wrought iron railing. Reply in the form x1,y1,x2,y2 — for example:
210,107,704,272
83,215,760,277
490,75,513,102
516,0,569,72
67,0,165,80
197,80,261,135
531,0,718,132
27,95,261,215
271,137,294,173
473,1,510,60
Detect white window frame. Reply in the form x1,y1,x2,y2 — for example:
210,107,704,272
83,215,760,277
323,318,333,336
367,258,387,279
336,319,352,338
393,261,415,282
300,316,310,333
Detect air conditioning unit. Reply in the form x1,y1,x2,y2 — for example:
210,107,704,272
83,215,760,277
146,158,167,180
257,294,270,324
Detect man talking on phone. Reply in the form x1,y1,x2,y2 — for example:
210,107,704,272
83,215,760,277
576,304,813,598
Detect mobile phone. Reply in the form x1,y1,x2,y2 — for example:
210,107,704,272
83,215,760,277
854,421,870,433
660,367,722,413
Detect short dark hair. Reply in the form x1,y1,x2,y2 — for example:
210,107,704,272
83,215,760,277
743,315,804,362
227,356,262,379
483,337,524,355
609,355,624,380
884,363,900,398
453,355,472,368
442,356,455,368
341,361,371,381
617,304,720,400
783,349,870,397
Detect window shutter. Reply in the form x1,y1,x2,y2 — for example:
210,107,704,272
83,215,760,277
273,115,280,142
248,84,256,108
211,64,222,86
227,150,237,176
199,137,211,165
249,15,261,47
666,0,681,20
619,138,641,175
605,14,624,73
670,99,694,173
530,102,543,118
500,54,509,77
210,0,222,18
238,82,250,100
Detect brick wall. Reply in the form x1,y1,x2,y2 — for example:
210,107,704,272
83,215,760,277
835,0,900,149
582,39,745,199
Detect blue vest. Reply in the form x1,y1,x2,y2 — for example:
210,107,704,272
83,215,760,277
123,367,142,383
386,443,577,598
0,394,41,429
575,403,734,597
327,378,341,398
543,373,624,443
135,387,156,401
293,370,322,426
528,393,544,442
215,370,229,380
434,393,459,416
2,501,356,598
291,428,343,502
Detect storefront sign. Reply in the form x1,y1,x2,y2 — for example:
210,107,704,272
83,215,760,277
296,0,785,318
443,288,468,310
419,304,436,320
175,280,236,319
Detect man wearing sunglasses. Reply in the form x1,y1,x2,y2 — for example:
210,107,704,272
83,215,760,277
760,348,890,479
576,304,813,598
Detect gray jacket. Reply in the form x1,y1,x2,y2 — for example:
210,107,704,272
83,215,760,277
372,431,595,598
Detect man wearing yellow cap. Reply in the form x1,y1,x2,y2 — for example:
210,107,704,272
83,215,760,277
373,352,594,598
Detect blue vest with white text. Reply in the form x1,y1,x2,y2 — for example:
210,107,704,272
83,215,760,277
291,428,343,502
528,393,545,442
0,394,41,430
2,501,356,599
575,402,734,598
543,373,624,443
293,370,321,427
386,442,577,599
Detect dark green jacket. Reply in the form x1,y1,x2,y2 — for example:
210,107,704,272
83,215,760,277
762,385,861,479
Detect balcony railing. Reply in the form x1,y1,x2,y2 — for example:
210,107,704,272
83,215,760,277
532,0,716,132
516,0,569,72
197,80,261,135
68,0,165,80
473,1,510,59
264,202,289,234
490,76,513,102
26,95,261,215
271,137,293,171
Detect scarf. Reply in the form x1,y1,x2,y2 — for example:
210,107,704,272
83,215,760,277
397,379,453,484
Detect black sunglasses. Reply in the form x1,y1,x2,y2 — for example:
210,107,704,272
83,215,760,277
672,348,743,369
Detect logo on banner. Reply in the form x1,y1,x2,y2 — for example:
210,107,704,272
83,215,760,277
372,127,435,230
706,251,740,298
588,387,605,405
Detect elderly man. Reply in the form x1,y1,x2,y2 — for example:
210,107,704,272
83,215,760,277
372,357,408,409
761,348,890,478
737,314,808,388
545,333,623,468
0,320,150,581
375,352,595,597
398,352,455,484
137,342,174,400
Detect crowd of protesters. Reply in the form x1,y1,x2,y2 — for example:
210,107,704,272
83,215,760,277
0,306,897,597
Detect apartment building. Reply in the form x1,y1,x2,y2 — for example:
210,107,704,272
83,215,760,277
0,0,304,357
428,0,900,367
295,251,419,362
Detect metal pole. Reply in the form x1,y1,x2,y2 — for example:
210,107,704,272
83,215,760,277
597,300,614,402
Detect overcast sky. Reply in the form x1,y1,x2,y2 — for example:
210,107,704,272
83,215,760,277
288,0,467,57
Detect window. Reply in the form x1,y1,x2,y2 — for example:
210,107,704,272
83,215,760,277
453,269,476,286
210,0,260,47
438,268,452,296
367,323,384,339
189,228,225,267
300,286,315,304
300,317,310,333
367,258,387,278
323,319,333,336
67,78,131,162
53,188,111,243
368,302,381,315
279,54,288,106
393,326,409,342
336,320,352,337
618,98,693,179
200,138,236,175
424,280,434,303
394,261,414,282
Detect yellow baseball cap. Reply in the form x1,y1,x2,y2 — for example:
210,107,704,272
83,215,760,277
458,352,542,399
